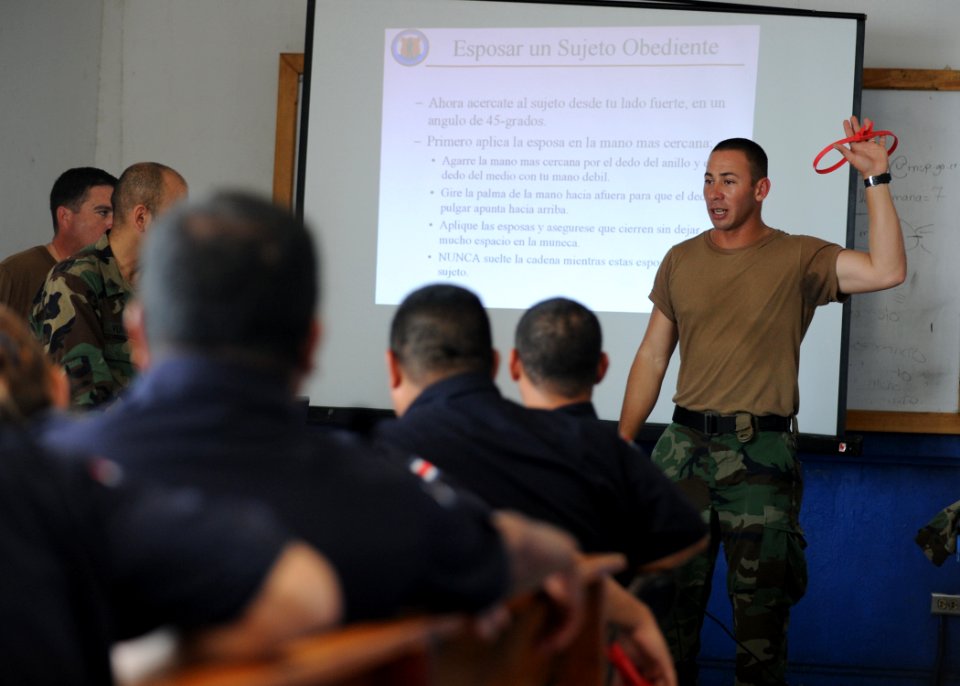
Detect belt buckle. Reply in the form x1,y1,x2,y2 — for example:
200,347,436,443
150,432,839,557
734,412,756,443
703,411,720,435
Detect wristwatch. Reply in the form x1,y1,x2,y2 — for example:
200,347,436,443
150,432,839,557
864,172,892,188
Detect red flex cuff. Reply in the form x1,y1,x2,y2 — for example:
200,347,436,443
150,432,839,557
813,121,898,174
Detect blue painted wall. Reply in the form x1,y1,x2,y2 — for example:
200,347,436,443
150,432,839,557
693,433,960,685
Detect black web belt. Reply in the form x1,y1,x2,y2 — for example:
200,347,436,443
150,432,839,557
672,405,792,436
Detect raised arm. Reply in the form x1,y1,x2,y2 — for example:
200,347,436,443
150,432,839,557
834,116,907,294
619,308,679,441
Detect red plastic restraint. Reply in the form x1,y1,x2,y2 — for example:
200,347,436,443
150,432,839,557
606,642,654,686
812,121,898,174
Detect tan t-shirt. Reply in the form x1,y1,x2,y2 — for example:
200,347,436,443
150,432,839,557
650,229,844,417
0,245,56,321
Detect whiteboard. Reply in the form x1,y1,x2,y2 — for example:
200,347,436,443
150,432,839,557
847,88,960,413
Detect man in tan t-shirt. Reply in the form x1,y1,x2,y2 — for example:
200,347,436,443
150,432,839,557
619,116,906,686
0,168,117,320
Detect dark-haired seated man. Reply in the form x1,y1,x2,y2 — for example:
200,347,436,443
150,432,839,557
0,167,117,320
43,192,582,625
0,436,344,685
0,301,343,684
509,297,700,623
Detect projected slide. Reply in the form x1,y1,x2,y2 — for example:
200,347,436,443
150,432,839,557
376,25,759,312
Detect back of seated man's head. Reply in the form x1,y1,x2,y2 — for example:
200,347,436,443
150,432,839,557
49,167,118,234
390,284,494,385
138,191,317,374
515,297,602,400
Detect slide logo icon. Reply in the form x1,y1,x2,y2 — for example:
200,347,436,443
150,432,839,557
392,29,429,66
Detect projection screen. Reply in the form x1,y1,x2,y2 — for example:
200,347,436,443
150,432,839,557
298,0,865,437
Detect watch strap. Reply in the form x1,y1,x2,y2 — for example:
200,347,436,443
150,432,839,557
864,172,892,188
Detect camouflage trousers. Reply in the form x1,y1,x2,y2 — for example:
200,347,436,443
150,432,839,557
651,423,808,686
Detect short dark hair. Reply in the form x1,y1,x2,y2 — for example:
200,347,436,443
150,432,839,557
390,285,494,383
138,191,317,371
112,162,185,220
49,167,117,234
711,138,768,183
515,297,602,398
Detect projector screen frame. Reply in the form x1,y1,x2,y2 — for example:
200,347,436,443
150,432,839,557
293,0,866,448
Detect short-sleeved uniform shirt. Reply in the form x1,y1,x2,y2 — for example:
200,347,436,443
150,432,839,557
375,373,707,574
30,232,133,409
0,428,286,686
0,245,56,320
651,229,844,417
42,356,509,622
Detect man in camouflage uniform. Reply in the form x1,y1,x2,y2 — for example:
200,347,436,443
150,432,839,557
30,162,187,409
916,499,960,566
620,119,906,685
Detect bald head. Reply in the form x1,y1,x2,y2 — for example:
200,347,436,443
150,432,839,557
112,162,187,231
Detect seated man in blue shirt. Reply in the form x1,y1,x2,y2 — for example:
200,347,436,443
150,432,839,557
0,296,347,684
0,427,345,685
43,192,583,626
508,296,701,621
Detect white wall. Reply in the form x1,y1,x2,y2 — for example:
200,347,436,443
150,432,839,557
0,0,104,255
96,0,307,197
1,0,957,264
725,0,959,69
